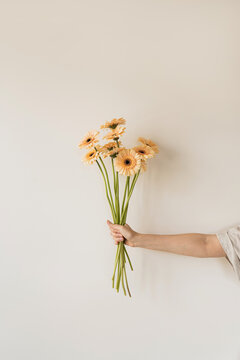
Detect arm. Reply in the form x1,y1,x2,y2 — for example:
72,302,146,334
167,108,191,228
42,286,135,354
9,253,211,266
107,220,226,258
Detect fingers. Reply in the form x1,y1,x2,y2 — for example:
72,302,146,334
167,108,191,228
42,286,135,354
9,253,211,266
107,219,124,244
107,219,123,232
111,230,124,243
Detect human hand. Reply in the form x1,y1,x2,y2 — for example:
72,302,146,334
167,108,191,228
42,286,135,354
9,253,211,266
107,220,139,247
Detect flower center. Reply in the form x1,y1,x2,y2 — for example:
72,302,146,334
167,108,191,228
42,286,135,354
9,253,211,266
139,150,145,154
124,159,131,165
89,152,94,157
86,138,91,143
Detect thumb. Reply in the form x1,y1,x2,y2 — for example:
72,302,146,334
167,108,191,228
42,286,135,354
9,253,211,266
107,220,124,233
107,220,113,226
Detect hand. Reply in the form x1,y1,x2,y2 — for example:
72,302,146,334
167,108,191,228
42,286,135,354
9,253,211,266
107,220,138,247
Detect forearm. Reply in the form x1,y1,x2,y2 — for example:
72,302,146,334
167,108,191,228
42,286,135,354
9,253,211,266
133,232,224,258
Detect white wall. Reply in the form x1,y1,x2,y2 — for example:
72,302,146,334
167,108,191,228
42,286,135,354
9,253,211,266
1,1,240,359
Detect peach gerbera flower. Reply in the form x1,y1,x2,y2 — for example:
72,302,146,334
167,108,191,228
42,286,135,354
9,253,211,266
108,147,125,158
100,141,122,158
133,144,154,160
78,130,99,149
101,117,126,130
82,147,99,165
138,137,159,154
103,126,126,141
114,149,141,176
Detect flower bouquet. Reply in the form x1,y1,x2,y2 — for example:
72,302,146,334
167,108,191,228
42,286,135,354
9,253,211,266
78,118,158,296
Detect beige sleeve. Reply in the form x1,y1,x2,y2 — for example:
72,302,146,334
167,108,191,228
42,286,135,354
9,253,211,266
216,224,240,280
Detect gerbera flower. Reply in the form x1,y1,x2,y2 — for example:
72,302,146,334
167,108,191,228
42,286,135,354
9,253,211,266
138,137,159,154
100,141,122,158
82,147,99,165
133,144,154,160
101,117,126,130
103,126,126,141
78,130,99,149
108,147,125,158
114,149,141,176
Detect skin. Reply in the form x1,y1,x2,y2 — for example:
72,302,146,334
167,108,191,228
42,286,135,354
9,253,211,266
107,220,226,258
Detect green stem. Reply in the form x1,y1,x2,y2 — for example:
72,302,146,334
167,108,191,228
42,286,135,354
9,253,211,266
99,156,115,216
120,243,126,296
96,160,116,222
121,176,130,217
127,176,130,196
120,170,140,224
112,243,121,287
123,203,129,224
111,157,119,222
122,176,130,223
115,171,120,223
123,267,131,297
124,245,133,271
123,249,131,297
116,256,121,292
111,157,116,192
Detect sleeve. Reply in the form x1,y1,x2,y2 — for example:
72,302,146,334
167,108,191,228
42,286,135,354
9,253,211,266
216,224,240,280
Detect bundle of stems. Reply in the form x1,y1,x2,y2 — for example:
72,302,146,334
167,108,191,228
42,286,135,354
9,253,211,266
96,154,140,297
79,119,158,297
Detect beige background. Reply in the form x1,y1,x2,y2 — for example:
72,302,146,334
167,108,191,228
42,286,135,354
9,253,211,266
1,0,240,359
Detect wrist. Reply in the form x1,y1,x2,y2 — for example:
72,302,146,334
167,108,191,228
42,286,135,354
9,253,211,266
132,232,144,247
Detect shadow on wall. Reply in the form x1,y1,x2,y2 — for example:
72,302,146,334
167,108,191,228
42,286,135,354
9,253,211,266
132,142,189,297
130,143,238,297
137,142,192,232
